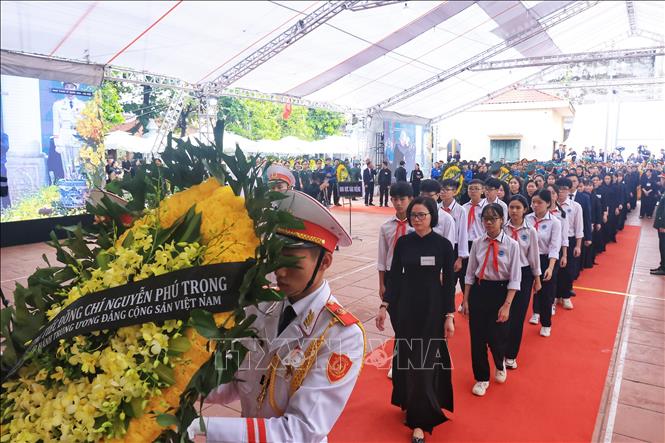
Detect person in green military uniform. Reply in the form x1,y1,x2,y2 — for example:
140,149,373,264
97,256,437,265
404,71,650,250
650,172,665,275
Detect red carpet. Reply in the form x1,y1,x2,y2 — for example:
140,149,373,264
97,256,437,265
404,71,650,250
330,226,640,442
330,202,394,215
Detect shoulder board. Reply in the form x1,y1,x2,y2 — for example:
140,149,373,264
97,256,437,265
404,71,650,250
325,301,359,327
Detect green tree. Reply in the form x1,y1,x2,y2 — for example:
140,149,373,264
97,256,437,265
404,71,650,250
217,96,346,141
99,81,125,128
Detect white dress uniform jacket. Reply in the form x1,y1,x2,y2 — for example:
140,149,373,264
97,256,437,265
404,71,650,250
200,281,366,443
52,96,85,179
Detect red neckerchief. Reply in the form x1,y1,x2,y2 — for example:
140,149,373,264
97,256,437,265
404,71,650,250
479,236,500,281
393,218,408,249
467,202,480,229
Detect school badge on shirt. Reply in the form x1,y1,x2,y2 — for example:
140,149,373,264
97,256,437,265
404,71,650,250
327,352,353,383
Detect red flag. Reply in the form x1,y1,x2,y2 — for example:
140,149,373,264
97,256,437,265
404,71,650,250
282,102,292,120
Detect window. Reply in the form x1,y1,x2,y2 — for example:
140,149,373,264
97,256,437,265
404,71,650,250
490,139,521,162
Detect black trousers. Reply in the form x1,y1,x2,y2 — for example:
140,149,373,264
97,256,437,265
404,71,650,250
533,254,559,327
456,241,473,293
469,280,509,382
640,196,656,217
379,184,390,206
506,266,534,360
383,271,399,334
412,181,420,197
659,231,665,270
557,236,578,299
364,183,374,205
330,182,339,205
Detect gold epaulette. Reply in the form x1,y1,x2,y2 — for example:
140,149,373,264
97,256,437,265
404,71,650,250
325,301,359,326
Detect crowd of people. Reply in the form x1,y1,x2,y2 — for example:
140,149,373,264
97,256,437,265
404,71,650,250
370,156,664,442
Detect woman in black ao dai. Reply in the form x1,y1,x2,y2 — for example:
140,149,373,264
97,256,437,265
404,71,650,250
376,196,456,443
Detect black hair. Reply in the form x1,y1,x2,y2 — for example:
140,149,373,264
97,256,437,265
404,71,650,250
407,196,439,228
420,179,442,194
545,184,566,218
566,173,579,180
467,179,485,187
509,194,529,210
440,178,459,189
532,189,553,205
555,177,573,189
389,181,414,198
499,180,511,204
399,160,405,166
481,203,504,220
485,177,502,189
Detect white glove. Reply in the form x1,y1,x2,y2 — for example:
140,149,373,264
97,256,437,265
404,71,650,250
187,416,208,440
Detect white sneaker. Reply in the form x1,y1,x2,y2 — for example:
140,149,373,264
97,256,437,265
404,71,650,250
529,313,540,325
495,368,507,383
563,298,574,310
540,326,551,337
504,358,517,370
387,367,393,379
472,381,490,396
551,304,556,316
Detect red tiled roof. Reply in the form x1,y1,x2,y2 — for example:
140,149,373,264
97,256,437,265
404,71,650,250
485,89,564,104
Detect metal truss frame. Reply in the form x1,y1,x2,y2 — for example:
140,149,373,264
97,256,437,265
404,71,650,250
203,1,361,95
368,0,600,113
104,66,196,91
521,76,665,90
625,1,637,35
346,1,404,11
468,46,665,71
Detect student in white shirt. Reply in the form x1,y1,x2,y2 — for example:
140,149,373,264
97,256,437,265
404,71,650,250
419,179,457,247
503,195,542,370
545,183,570,317
440,179,469,275
554,178,584,310
462,203,522,397
483,178,509,224
377,182,413,379
525,190,563,337
461,179,487,293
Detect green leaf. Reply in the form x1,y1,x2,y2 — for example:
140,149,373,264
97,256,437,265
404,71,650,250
156,413,179,427
154,363,176,386
167,336,191,354
190,309,220,339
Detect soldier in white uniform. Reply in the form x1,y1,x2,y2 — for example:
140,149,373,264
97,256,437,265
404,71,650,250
52,82,85,179
266,164,296,192
188,190,366,443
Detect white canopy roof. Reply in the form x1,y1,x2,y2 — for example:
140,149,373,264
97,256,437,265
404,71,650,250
2,1,664,120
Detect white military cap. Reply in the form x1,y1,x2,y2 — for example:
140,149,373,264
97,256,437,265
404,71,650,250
275,190,352,253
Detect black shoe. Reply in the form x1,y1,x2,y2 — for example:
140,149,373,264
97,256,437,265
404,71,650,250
335,203,342,206
570,290,576,297
650,267,662,272
651,268,665,276
412,438,425,443
369,203,375,206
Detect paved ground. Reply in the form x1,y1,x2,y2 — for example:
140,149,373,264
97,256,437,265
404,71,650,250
1,200,662,442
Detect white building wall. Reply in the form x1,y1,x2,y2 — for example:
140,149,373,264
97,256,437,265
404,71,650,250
436,107,565,161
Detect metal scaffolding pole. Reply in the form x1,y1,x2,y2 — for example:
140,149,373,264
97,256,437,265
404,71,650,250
203,1,361,95
521,77,665,89
468,47,665,71
625,1,637,35
368,0,600,113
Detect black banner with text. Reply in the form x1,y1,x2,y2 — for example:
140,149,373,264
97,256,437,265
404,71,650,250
3,261,253,381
